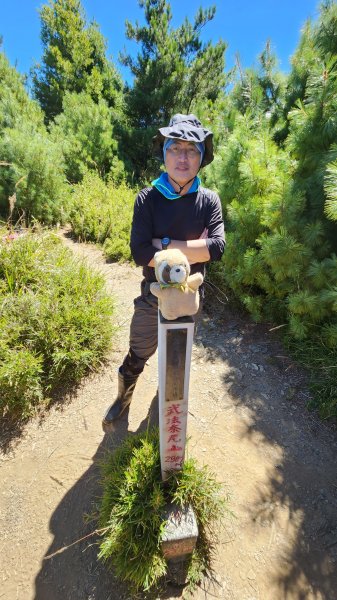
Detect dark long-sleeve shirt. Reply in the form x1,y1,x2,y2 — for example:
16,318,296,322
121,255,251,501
130,186,225,282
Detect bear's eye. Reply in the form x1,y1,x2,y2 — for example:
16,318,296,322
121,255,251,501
164,266,170,273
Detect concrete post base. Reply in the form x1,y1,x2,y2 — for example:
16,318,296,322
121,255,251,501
161,503,198,586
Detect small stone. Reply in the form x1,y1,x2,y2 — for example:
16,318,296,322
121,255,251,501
286,387,296,399
235,368,243,380
247,569,256,580
251,363,259,371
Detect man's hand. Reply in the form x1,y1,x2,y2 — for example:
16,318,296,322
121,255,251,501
150,228,210,266
152,228,208,250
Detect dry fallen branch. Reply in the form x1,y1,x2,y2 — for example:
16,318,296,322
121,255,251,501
43,527,108,560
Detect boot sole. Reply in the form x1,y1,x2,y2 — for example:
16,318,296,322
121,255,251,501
102,403,130,432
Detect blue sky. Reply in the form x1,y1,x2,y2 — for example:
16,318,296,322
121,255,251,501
1,0,321,84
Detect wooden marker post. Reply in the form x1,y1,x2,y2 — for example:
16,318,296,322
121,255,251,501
158,312,195,480
158,311,198,584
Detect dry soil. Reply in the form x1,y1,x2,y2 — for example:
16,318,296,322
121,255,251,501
1,232,337,600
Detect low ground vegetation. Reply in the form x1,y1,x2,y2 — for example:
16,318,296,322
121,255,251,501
0,227,114,418
68,172,134,262
0,0,336,419
98,428,228,596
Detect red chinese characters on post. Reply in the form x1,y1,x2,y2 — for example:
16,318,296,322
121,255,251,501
166,403,184,417
165,406,185,434
165,456,183,465
167,423,181,434
167,415,181,425
162,400,188,472
167,434,181,443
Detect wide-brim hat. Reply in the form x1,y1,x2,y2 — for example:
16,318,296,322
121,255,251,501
152,113,214,168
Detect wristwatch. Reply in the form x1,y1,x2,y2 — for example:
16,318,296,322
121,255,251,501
161,237,171,250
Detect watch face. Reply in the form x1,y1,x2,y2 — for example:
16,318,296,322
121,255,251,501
161,237,170,249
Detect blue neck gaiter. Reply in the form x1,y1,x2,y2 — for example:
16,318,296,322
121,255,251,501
152,172,201,200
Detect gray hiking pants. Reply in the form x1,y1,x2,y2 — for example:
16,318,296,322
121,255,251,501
129,280,159,362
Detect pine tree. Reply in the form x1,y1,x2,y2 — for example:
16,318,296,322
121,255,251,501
230,40,286,123
205,1,337,348
120,0,227,180
32,0,123,122
0,53,44,133
274,20,317,145
285,2,337,243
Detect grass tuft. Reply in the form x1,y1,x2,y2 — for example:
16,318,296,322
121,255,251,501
98,428,229,595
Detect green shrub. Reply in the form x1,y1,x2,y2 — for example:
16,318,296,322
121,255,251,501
0,51,68,224
0,347,44,418
98,428,228,595
69,172,134,262
50,91,125,184
0,125,69,224
0,227,114,418
205,113,337,418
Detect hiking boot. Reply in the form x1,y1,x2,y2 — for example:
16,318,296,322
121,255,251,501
102,369,139,426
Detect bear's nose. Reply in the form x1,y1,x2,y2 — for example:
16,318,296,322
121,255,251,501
175,268,181,273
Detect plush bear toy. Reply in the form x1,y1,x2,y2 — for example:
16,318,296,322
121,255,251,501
150,248,204,320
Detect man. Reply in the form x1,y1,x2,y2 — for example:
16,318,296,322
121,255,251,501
103,114,225,426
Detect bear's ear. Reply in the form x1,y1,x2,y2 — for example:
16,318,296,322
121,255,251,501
153,250,164,268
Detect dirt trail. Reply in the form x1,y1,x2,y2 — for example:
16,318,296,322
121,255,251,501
1,232,337,600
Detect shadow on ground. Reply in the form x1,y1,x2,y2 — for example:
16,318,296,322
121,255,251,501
0,372,103,455
196,296,337,600
34,395,184,600
33,290,337,600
